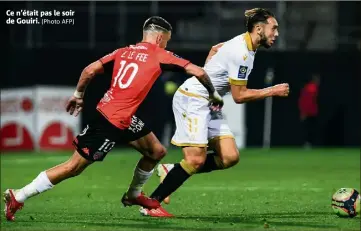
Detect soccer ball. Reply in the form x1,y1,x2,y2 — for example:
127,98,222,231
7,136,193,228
331,188,360,218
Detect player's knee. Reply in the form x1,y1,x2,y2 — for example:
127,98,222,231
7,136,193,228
180,157,205,176
62,162,81,177
222,150,240,168
153,145,167,160
184,154,207,170
148,144,167,161
182,147,207,172
63,158,88,177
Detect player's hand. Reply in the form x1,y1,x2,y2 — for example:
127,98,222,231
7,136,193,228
209,91,224,112
272,83,290,97
66,96,84,117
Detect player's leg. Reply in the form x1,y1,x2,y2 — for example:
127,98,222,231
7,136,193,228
156,117,239,206
149,146,206,203
140,145,207,217
126,130,166,198
4,150,92,221
119,115,164,209
10,149,92,201
197,137,239,173
143,137,239,217
149,91,209,203
4,112,118,221
154,140,238,206
162,116,239,174
140,91,211,217
198,118,239,173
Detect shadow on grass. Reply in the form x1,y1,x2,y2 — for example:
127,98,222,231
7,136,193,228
2,211,349,231
4,219,232,231
173,212,338,229
118,211,340,229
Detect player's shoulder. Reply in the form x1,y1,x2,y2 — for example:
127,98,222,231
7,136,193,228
158,48,185,60
106,47,127,56
227,34,248,51
219,35,248,58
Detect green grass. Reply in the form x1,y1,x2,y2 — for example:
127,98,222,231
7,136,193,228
1,148,360,231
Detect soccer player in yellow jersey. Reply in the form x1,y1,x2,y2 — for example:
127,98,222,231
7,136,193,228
141,8,290,217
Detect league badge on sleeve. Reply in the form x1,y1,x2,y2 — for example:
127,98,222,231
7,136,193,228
237,65,248,79
166,51,183,59
172,53,183,59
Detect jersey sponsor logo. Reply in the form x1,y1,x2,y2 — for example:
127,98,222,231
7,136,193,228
128,115,145,133
237,65,248,79
129,45,148,50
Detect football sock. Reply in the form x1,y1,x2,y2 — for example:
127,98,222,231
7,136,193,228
197,151,225,173
127,166,154,198
15,171,54,203
150,160,196,203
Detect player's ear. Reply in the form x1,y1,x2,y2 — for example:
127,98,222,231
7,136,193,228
156,33,163,45
255,24,262,35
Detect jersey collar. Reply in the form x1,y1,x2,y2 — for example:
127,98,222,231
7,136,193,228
244,32,256,52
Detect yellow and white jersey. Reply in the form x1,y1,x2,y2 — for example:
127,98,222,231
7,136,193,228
180,32,256,98
171,32,256,147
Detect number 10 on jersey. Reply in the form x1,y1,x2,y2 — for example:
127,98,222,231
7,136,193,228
113,60,139,89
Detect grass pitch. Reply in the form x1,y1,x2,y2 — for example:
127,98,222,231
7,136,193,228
1,148,360,231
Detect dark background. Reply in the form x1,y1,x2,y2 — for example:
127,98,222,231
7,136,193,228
3,1,361,148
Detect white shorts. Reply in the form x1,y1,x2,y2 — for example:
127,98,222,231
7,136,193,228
171,88,234,147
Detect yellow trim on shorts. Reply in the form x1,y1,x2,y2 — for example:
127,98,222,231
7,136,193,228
229,79,247,86
178,88,208,99
209,135,235,144
171,139,208,147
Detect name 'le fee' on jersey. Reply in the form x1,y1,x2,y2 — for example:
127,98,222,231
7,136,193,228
180,32,256,98
96,42,190,129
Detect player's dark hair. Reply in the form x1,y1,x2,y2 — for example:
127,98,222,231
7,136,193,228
143,16,172,33
244,8,275,32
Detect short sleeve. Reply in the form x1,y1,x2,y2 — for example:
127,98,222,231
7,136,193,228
227,50,250,86
99,49,119,65
158,50,191,70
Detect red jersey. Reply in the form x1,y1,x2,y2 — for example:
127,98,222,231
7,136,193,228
96,42,190,129
298,82,319,117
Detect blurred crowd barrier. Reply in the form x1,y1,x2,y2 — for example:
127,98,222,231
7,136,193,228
1,86,80,152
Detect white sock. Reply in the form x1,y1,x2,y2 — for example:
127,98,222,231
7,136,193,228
127,167,154,198
15,171,54,203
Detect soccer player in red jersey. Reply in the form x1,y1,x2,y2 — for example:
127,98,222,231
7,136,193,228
3,16,223,222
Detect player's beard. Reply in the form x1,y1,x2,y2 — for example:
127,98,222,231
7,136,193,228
260,33,271,49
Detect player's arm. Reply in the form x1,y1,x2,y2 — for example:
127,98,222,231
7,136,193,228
159,51,218,97
66,50,117,116
230,79,289,104
73,49,117,98
205,42,224,64
228,55,289,104
231,85,277,104
183,63,218,96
